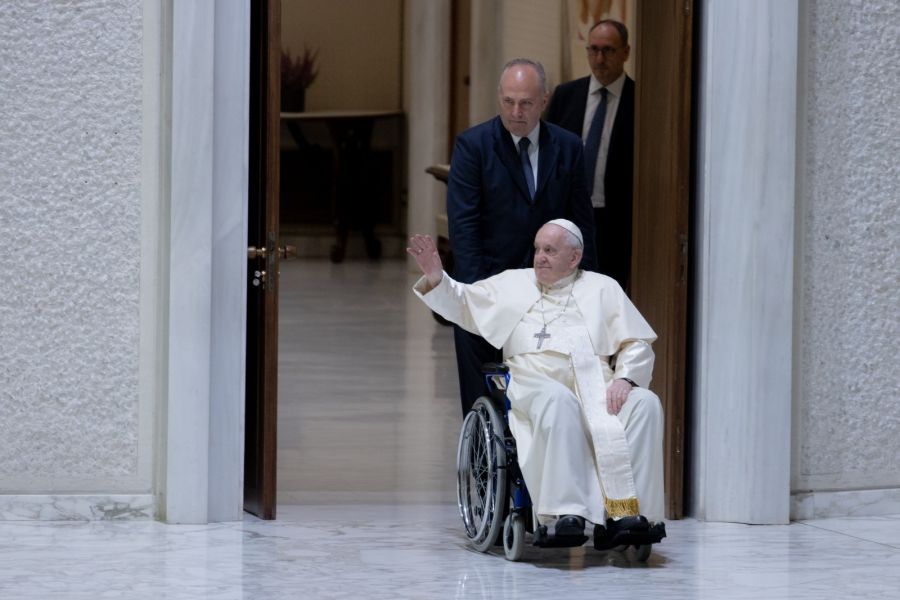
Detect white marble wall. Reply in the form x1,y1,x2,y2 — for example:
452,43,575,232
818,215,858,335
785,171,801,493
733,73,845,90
0,1,149,499
162,0,250,524
691,0,798,524
791,0,900,517
163,0,215,524
208,0,250,522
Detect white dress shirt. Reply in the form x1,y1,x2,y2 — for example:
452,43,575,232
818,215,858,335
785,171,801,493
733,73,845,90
581,72,626,208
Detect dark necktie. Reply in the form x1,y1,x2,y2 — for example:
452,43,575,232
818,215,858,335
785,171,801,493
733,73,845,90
518,137,536,200
583,87,608,197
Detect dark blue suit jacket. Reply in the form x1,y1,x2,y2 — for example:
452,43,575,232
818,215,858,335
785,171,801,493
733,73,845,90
447,116,597,284
546,76,635,287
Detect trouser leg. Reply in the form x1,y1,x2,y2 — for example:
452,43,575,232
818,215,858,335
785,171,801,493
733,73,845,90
508,375,606,525
593,206,630,290
617,388,665,521
451,325,502,417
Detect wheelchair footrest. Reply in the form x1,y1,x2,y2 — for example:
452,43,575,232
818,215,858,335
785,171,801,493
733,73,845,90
532,525,589,548
593,517,666,551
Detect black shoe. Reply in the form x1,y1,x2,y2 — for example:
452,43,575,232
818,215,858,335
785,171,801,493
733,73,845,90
594,516,664,551
606,515,649,534
555,515,585,537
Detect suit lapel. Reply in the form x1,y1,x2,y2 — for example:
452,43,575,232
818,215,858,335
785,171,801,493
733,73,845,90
571,77,590,133
608,76,634,153
491,118,531,200
535,122,558,199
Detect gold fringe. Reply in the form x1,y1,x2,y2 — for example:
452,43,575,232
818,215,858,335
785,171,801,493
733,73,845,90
604,497,640,518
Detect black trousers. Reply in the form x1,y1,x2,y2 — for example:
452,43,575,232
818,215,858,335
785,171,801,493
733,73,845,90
594,206,631,290
452,325,503,417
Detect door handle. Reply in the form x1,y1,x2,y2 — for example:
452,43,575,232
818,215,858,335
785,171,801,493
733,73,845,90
248,246,267,259
279,245,298,260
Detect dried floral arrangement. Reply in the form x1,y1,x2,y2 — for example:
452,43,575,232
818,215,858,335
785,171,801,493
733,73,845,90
281,46,319,111
282,46,319,90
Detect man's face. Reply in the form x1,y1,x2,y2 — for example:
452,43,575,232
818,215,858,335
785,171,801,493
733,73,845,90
587,23,630,86
498,65,548,138
533,225,582,286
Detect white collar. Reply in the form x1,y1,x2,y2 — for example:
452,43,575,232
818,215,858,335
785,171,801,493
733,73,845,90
588,71,626,98
510,123,541,149
540,269,580,292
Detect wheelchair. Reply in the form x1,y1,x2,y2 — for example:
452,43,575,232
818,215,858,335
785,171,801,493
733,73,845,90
456,363,666,561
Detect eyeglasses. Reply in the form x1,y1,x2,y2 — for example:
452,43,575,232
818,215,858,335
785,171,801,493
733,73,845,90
586,45,619,57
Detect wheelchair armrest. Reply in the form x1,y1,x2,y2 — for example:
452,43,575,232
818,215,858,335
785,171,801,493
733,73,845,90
481,363,510,403
480,363,509,375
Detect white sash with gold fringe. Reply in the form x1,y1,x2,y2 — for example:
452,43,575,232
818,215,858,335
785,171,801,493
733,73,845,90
532,325,640,518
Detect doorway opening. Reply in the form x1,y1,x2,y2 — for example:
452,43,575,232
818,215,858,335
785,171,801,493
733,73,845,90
244,0,695,521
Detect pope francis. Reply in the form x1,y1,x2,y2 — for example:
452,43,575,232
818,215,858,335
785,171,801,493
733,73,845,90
408,219,664,534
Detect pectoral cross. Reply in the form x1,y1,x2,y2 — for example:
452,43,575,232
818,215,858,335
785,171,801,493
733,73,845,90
534,325,550,349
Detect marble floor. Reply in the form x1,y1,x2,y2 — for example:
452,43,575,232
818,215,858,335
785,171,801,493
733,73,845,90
2,258,899,599
277,256,461,506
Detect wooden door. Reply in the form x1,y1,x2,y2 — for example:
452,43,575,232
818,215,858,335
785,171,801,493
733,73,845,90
632,0,693,519
244,0,281,520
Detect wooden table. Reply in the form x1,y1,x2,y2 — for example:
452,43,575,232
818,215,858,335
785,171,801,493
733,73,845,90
281,110,404,262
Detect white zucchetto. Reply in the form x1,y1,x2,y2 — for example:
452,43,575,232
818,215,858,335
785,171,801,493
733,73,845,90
545,218,584,248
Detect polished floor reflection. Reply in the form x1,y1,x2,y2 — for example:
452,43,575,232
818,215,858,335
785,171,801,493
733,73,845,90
4,505,900,599
277,257,461,505
1,259,898,599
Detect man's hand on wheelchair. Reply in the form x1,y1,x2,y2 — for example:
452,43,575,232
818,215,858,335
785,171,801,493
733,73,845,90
606,378,634,415
407,234,443,287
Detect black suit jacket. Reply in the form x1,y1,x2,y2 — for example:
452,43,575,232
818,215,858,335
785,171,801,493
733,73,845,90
447,116,597,284
546,76,634,286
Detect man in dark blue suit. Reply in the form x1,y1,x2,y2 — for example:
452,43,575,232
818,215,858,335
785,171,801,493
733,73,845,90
546,19,634,290
447,58,597,416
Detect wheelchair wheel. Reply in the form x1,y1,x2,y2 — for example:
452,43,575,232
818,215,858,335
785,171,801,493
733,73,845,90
503,512,525,561
457,396,508,552
633,544,652,562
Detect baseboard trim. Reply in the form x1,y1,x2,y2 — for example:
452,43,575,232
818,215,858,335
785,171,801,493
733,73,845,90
0,494,155,521
791,487,900,520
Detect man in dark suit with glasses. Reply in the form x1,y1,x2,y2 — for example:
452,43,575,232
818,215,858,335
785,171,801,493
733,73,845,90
547,19,634,290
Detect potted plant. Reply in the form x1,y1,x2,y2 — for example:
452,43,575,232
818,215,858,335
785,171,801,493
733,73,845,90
281,46,319,112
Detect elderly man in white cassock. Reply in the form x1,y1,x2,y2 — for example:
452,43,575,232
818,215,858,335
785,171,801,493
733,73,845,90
408,218,664,539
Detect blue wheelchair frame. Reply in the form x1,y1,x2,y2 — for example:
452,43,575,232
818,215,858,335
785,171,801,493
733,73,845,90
482,366,532,521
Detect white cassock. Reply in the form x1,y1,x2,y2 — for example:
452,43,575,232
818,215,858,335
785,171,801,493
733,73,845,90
414,268,665,524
